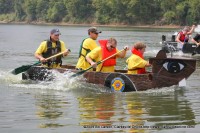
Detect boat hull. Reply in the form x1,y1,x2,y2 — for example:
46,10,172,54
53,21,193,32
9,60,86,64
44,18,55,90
22,50,196,92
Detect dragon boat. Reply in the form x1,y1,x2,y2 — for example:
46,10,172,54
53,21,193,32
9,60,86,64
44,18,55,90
161,35,200,54
22,50,196,92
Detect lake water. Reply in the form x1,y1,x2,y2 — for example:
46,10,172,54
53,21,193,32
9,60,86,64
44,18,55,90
0,24,200,133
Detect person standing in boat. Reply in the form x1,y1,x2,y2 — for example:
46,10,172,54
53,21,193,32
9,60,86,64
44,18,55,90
86,38,129,72
35,29,70,68
76,27,102,70
126,42,151,74
176,25,195,49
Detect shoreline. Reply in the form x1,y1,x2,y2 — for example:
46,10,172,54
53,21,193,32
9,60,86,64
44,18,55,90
0,21,182,29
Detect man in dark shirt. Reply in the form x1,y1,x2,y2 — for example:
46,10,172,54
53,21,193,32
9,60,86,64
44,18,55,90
191,33,200,55
192,33,200,45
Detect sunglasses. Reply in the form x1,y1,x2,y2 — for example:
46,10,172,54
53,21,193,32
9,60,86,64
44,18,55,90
110,45,116,49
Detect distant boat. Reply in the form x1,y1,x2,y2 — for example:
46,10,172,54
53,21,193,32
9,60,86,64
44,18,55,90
161,35,200,54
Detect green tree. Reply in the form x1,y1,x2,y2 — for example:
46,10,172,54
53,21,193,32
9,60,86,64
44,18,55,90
14,0,26,21
128,0,161,24
47,1,66,22
188,0,200,24
63,0,94,23
36,0,49,21
160,0,176,12
109,0,131,24
0,0,199,26
93,0,113,24
176,2,190,25
0,0,14,14
25,0,37,21
164,11,176,24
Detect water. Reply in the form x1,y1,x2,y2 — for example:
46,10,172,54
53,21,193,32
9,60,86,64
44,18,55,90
0,24,200,133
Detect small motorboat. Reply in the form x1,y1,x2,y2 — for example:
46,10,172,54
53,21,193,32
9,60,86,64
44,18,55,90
161,35,200,54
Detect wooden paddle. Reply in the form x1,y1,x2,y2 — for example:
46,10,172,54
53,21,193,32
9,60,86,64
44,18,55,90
71,48,126,77
11,50,68,75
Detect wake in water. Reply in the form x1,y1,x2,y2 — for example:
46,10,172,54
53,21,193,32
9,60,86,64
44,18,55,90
0,69,107,93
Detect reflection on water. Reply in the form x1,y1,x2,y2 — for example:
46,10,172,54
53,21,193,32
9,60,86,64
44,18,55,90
35,93,64,128
78,94,115,127
124,94,145,133
143,89,196,127
65,88,196,132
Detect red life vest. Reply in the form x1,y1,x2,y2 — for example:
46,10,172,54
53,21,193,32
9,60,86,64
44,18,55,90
99,40,116,66
178,31,188,42
131,48,146,74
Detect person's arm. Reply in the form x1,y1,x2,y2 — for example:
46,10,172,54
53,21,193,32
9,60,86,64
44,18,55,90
191,38,200,46
60,41,70,56
117,46,129,58
34,53,46,63
62,49,70,56
85,47,100,68
34,42,47,63
145,61,151,67
86,56,97,68
187,25,196,35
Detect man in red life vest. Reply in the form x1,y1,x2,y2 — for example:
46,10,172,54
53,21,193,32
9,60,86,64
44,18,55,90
176,25,195,49
86,38,129,72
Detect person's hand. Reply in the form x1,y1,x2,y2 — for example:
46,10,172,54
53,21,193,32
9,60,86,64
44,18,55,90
123,46,129,51
90,62,97,68
146,62,152,67
63,49,71,56
39,57,47,63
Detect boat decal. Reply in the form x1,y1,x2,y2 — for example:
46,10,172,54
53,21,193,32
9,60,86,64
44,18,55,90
163,60,186,73
111,77,125,92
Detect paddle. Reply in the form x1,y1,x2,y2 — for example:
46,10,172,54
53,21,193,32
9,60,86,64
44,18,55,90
11,51,68,75
71,48,126,77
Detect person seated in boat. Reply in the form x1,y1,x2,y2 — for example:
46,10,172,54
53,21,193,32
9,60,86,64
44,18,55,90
76,27,102,70
34,28,70,68
126,42,151,74
191,32,200,55
191,32,200,46
86,38,129,72
176,25,195,48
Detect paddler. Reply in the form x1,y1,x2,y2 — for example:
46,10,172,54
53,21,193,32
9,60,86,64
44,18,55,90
86,38,129,72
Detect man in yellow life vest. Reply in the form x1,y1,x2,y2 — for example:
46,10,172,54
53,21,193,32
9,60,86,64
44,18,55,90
76,27,102,70
126,42,151,74
35,29,70,68
86,38,129,72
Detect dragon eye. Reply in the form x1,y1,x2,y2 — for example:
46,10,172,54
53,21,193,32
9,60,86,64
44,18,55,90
163,61,185,73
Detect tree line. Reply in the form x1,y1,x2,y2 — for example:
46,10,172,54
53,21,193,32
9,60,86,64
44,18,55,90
0,0,199,26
